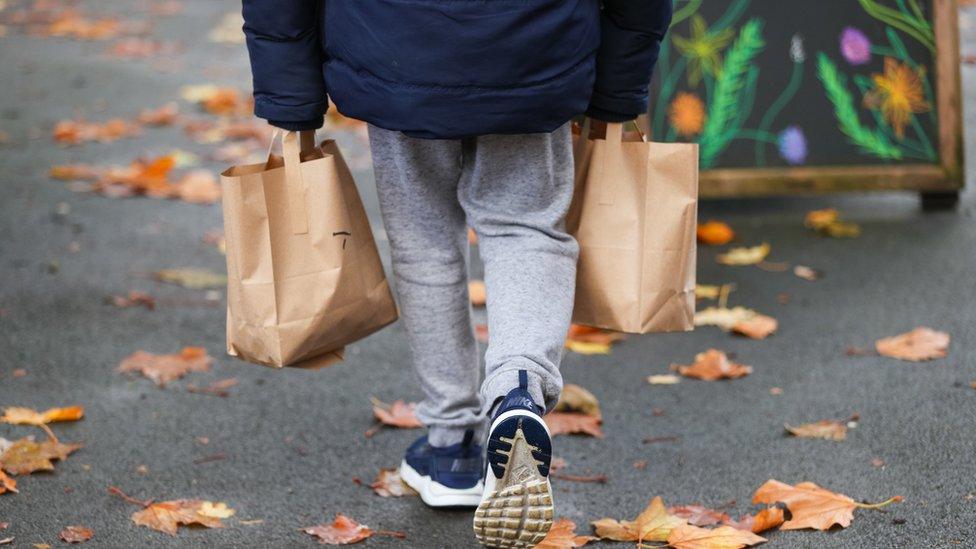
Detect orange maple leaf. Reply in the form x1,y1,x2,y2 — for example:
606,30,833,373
0,470,17,494
752,479,901,531
303,514,374,545
536,518,597,548
370,468,417,498
674,350,752,381
697,221,735,246
544,412,604,438
875,327,950,362
130,499,234,536
667,524,766,549
117,347,212,386
0,437,82,475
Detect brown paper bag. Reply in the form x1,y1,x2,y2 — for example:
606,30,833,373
220,130,398,369
567,120,698,334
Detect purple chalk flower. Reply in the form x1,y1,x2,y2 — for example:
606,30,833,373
840,27,872,65
778,126,808,166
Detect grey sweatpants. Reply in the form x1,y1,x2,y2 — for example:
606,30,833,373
368,123,579,447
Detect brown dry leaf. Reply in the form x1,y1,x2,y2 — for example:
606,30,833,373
805,208,860,238
668,505,730,527
1,406,84,426
117,347,212,386
674,350,752,381
544,412,603,438
176,170,221,204
667,524,766,549
752,479,901,531
53,119,140,145
592,496,685,542
187,378,238,398
785,420,847,441
793,265,822,282
59,525,93,543
732,315,778,340
697,221,735,246
468,280,486,307
50,164,102,182
647,374,681,385
875,327,950,362
804,208,839,230
107,291,156,310
0,438,82,475
370,468,417,498
130,499,234,536
138,103,179,126
370,398,422,430
154,268,227,289
45,11,121,40
181,86,253,117
536,518,597,548
695,306,760,331
725,507,786,533
565,324,625,355
716,243,770,266
553,384,601,419
303,514,374,545
0,470,17,494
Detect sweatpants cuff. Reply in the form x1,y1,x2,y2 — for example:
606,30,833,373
481,369,548,416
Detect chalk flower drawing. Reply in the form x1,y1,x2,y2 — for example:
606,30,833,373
669,92,707,137
864,57,930,139
840,27,872,65
672,14,735,87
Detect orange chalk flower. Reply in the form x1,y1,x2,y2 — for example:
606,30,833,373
668,92,706,137
864,57,930,139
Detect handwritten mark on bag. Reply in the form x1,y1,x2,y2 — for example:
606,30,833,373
333,231,351,250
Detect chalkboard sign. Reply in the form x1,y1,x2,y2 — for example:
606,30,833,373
650,0,963,203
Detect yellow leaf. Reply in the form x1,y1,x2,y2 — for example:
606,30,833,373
717,243,770,266
667,524,766,548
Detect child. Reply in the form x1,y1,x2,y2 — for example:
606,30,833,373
242,1,672,546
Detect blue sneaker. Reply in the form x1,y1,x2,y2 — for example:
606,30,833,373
474,371,554,548
399,430,484,507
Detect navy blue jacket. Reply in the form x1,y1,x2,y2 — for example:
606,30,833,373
242,0,672,139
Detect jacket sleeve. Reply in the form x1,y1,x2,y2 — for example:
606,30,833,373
242,0,328,131
586,0,673,122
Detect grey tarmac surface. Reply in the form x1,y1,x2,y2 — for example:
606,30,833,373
1,1,975,547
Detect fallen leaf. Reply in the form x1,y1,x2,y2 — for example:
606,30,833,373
303,514,373,545
697,221,735,246
186,378,237,398
724,507,786,533
370,468,416,498
0,438,82,475
95,154,178,198
805,208,860,238
0,470,17,494
647,374,681,385
752,479,900,531
871,458,886,468
59,525,93,543
875,327,950,362
53,118,140,145
564,339,612,355
668,505,730,527
804,208,839,230
674,350,752,381
181,85,253,117
138,103,179,126
130,499,234,536
154,268,226,289
107,291,156,310
717,243,770,266
175,170,221,204
468,280,486,307
553,384,601,419
592,496,685,542
732,315,778,340
1,406,84,426
785,420,847,441
544,412,604,438
667,524,766,548
793,265,822,281
695,284,722,300
369,398,422,435
536,518,597,548
566,324,625,346
50,164,102,182
117,347,212,386
695,306,760,331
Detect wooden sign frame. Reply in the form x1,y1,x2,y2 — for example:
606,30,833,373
656,0,964,206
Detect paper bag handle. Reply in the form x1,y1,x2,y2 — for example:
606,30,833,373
266,130,315,235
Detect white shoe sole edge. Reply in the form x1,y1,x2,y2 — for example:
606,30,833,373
398,460,483,508
474,409,554,548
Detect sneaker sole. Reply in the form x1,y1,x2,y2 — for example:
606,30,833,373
399,460,482,508
474,411,553,548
